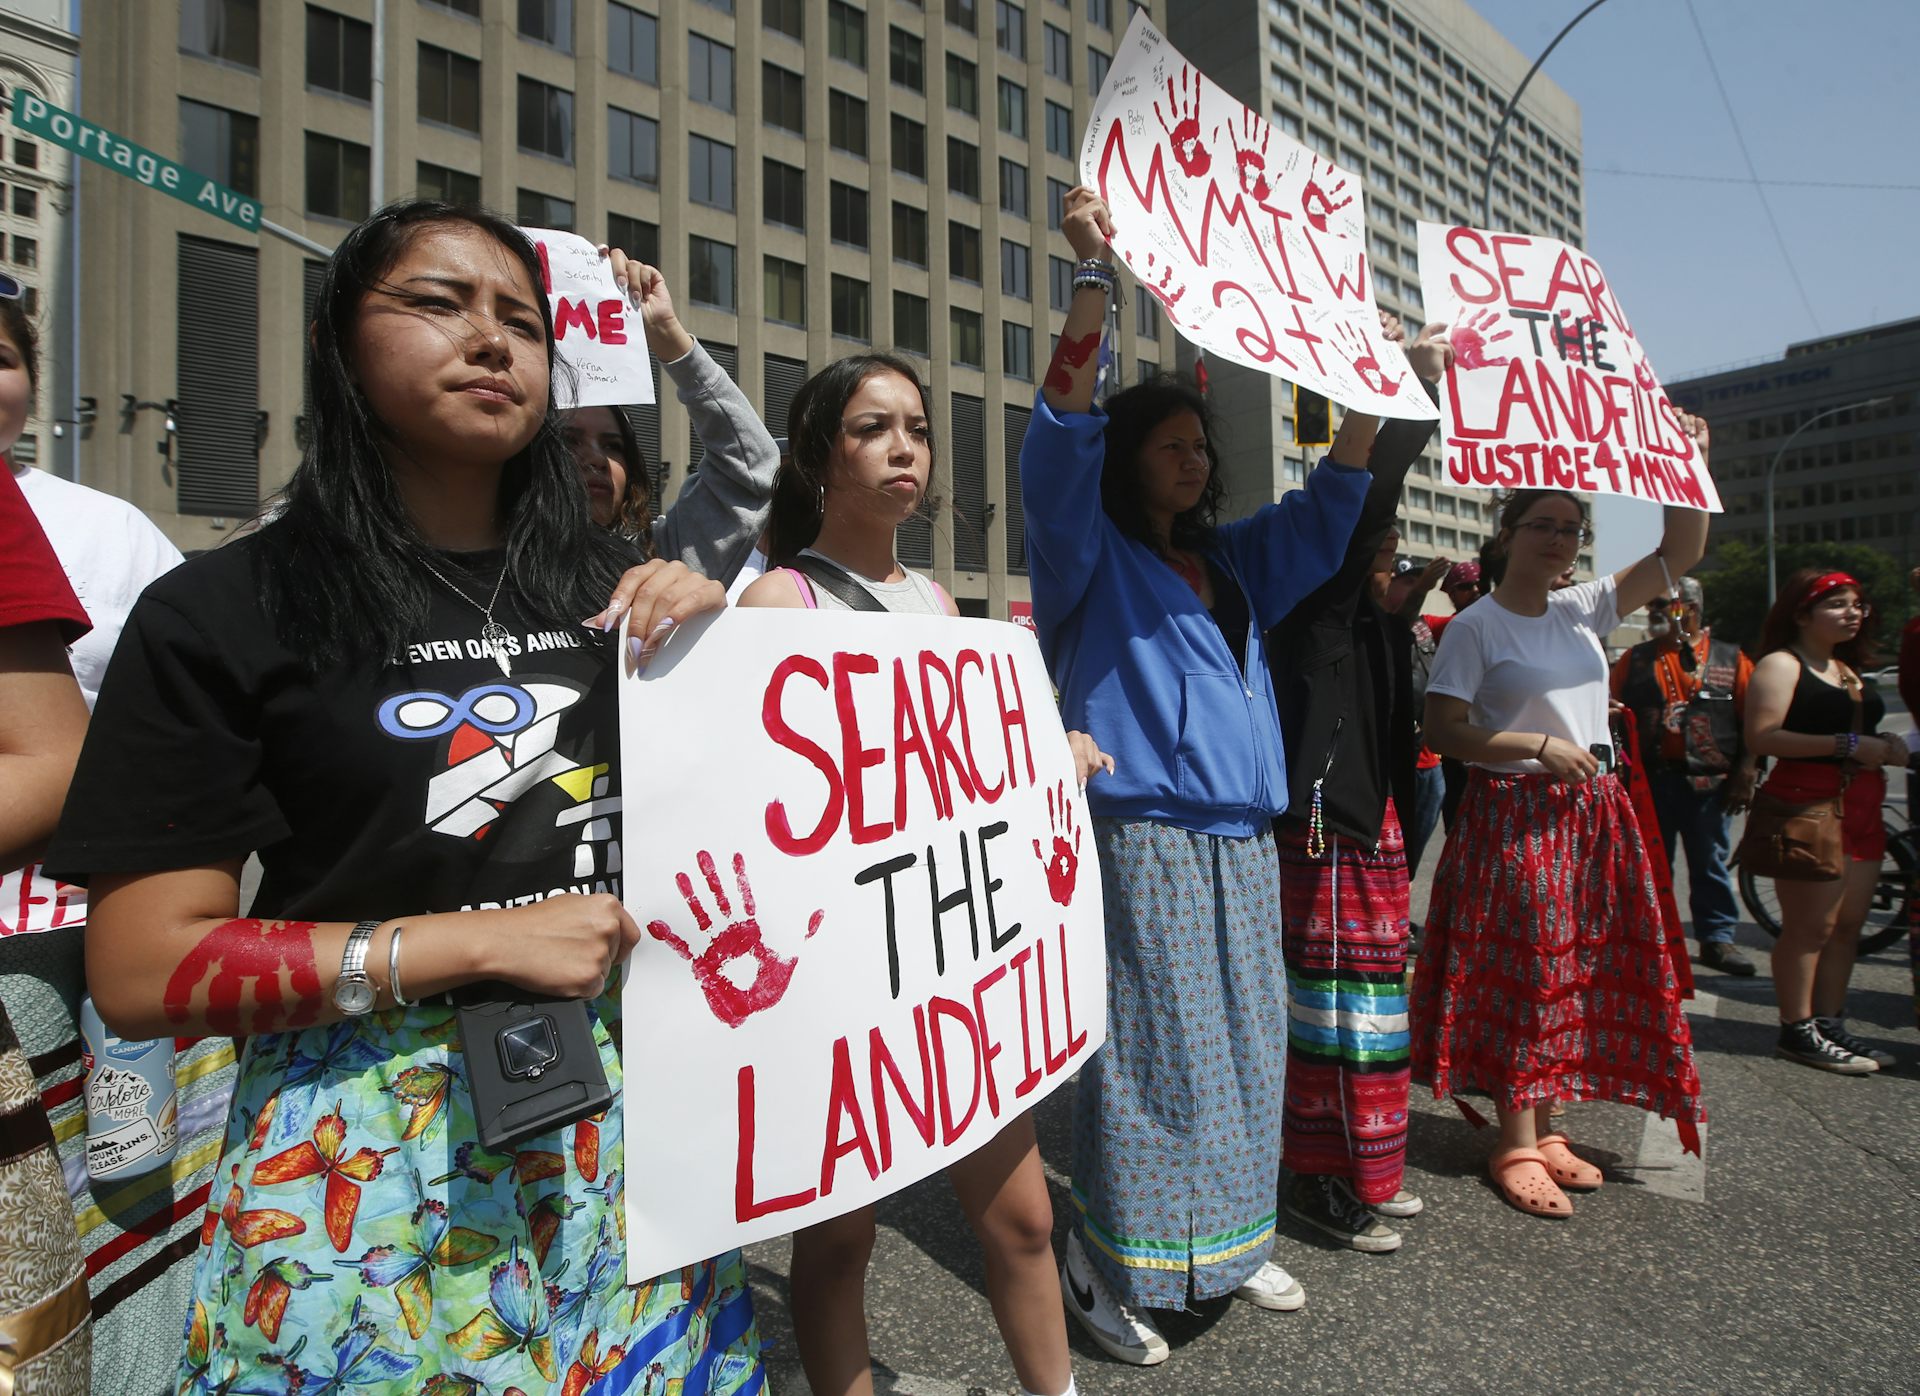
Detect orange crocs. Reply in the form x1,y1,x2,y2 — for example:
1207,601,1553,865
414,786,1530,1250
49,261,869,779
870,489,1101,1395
1488,1147,1574,1218
1536,1134,1604,1191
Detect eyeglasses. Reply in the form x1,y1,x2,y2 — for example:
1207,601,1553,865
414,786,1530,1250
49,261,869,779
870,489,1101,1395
1814,597,1872,617
1514,518,1594,545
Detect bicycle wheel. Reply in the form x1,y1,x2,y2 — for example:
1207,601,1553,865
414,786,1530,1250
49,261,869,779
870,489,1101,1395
1739,826,1916,957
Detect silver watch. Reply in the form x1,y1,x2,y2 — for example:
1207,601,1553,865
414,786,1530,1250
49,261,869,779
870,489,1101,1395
333,920,380,1016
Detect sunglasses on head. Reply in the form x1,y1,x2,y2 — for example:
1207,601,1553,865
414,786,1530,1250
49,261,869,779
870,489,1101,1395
0,273,23,301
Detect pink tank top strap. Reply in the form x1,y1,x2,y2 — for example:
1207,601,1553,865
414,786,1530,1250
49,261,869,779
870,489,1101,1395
777,566,818,609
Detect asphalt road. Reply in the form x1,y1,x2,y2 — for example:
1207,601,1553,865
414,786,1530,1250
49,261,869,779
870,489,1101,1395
742,699,1920,1396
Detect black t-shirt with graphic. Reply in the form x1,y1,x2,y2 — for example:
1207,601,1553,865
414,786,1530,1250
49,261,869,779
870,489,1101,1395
47,534,623,919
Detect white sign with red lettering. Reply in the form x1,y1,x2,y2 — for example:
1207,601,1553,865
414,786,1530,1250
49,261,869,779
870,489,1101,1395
520,227,656,409
1416,223,1722,511
618,611,1106,1277
1080,12,1434,419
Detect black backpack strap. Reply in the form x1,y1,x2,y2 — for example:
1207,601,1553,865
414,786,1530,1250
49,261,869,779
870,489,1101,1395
789,554,890,614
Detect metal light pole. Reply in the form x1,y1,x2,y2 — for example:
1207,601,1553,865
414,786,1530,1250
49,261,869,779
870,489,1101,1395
1481,0,1612,227
1764,396,1892,600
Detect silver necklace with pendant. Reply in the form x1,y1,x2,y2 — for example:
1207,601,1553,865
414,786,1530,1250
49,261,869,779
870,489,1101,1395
417,554,514,676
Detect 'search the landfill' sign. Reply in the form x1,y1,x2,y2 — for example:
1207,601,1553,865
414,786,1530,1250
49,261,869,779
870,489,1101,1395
10,90,262,233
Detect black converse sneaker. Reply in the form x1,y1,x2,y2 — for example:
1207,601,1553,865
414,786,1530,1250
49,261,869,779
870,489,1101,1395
1817,1017,1897,1070
1284,1173,1402,1252
1775,1017,1877,1074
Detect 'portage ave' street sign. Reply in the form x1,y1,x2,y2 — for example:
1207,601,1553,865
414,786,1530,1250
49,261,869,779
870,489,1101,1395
11,90,261,233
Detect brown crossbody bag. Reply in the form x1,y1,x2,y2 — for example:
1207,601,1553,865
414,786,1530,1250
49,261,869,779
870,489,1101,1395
1731,663,1858,883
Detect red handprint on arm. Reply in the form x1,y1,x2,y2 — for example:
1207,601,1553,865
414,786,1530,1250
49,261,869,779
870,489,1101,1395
1299,158,1354,234
647,852,823,1029
1031,781,1084,908
1330,320,1399,399
1229,111,1273,206
1450,308,1516,371
1154,66,1212,179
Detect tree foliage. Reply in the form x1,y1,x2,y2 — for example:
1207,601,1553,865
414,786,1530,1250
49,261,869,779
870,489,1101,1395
1698,540,1915,661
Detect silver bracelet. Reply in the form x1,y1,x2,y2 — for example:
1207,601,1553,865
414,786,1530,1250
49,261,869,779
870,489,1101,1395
388,922,413,1007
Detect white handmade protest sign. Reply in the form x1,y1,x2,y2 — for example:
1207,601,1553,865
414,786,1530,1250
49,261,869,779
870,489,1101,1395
520,227,656,409
1081,11,1433,420
1416,223,1722,511
618,611,1106,1278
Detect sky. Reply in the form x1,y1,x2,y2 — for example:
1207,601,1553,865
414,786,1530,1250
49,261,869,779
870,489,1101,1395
1450,0,1920,570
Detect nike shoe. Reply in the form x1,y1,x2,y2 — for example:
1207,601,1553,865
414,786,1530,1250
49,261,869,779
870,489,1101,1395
1232,1259,1306,1311
1060,1229,1169,1366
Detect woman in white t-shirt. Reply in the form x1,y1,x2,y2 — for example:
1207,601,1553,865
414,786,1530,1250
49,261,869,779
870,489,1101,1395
1412,438,1714,1221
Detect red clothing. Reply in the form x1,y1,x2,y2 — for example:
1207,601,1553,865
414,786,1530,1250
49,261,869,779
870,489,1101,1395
1607,629,1753,765
1415,613,1454,769
1759,762,1888,862
0,463,89,641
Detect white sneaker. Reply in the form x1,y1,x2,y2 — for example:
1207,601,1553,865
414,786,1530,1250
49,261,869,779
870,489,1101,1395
1372,1188,1425,1219
1060,1230,1170,1365
1232,1259,1307,1312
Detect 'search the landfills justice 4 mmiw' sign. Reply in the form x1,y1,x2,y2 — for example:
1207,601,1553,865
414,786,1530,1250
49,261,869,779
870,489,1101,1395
618,611,1107,1277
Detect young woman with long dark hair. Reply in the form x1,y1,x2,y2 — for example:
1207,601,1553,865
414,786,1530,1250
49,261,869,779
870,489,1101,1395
46,201,760,1392
1745,569,1899,1073
1415,465,1713,1220
1023,188,1376,1365
738,352,1107,1396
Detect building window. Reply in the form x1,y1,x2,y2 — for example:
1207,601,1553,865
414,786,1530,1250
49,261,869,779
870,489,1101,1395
763,158,805,229
951,307,984,368
175,234,259,515
417,160,480,204
517,77,574,161
181,0,259,67
516,188,575,231
830,181,871,247
1047,177,1069,229
997,0,1026,58
607,213,660,266
890,26,925,90
689,235,737,310
1045,100,1073,158
1136,292,1159,339
1087,47,1109,95
608,3,659,83
764,0,804,40
425,0,480,13
947,54,979,115
829,91,868,155
763,64,805,133
764,256,806,324
894,291,931,354
998,157,1028,218
12,141,36,171
306,6,372,100
946,0,978,33
1000,237,1030,299
179,98,259,196
1048,254,1073,311
698,0,734,11
688,34,735,111
517,0,573,51
829,1,868,67
608,107,660,186
1003,321,1033,379
832,274,871,340
998,78,1028,137
10,237,37,269
948,137,981,198
1043,24,1070,80
689,134,736,211
418,44,481,133
892,202,929,266
891,114,927,178
1087,0,1112,27
305,131,370,221
949,222,983,282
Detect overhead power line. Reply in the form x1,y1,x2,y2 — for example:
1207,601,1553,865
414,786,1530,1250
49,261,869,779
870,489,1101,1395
1592,168,1920,192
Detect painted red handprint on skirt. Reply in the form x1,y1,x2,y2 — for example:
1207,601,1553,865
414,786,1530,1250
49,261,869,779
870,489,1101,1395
1155,66,1212,179
1330,321,1400,399
1031,781,1084,908
647,851,823,1028
1299,158,1354,234
1451,308,1515,371
1229,111,1274,206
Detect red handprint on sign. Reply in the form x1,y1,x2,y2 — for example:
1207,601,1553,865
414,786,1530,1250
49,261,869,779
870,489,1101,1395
1154,66,1212,179
1031,781,1083,907
1451,308,1516,371
1330,321,1399,399
1632,355,1658,393
1229,111,1274,206
647,851,823,1029
1299,158,1354,234
1142,253,1188,323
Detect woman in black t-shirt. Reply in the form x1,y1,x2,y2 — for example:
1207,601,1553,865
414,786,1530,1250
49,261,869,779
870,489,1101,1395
47,202,761,1393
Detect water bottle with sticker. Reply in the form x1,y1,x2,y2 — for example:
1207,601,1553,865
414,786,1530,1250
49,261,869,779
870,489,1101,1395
79,995,178,1181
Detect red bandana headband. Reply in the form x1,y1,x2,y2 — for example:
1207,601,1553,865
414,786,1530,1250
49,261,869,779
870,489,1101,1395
1803,572,1861,607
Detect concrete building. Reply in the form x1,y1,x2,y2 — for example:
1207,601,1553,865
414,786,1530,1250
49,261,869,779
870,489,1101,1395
0,0,79,477
1668,315,1920,575
65,0,1173,619
1170,0,1589,573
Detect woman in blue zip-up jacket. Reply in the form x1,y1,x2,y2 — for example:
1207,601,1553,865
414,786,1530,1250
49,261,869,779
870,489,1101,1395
1022,188,1378,1366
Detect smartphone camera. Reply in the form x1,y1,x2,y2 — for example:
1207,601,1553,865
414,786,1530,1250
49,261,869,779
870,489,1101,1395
498,1015,560,1080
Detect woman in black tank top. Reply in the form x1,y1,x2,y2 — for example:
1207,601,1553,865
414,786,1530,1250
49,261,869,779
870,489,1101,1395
1744,570,1901,1075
